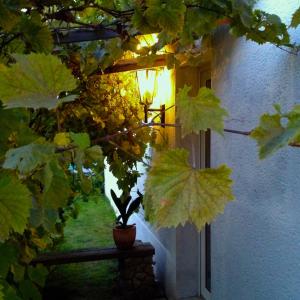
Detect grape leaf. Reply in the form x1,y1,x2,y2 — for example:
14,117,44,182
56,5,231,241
28,265,48,287
54,132,72,147
38,159,72,209
291,7,300,28
11,263,25,283
176,85,228,137
132,4,157,34
0,282,3,300
30,206,58,233
99,38,124,70
251,105,300,159
20,11,53,53
0,53,77,109
0,281,21,300
85,145,103,163
231,0,253,28
3,143,55,174
145,0,186,36
0,1,20,31
70,132,90,150
0,171,32,241
0,242,19,277
0,107,38,157
144,149,234,230
19,280,42,300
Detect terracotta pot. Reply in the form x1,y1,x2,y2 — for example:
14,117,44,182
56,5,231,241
113,224,136,250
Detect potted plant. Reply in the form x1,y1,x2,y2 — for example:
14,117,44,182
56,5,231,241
110,189,143,250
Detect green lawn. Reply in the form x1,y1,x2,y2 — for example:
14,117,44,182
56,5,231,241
44,194,118,300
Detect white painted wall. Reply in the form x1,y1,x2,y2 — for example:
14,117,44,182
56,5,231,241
211,1,300,299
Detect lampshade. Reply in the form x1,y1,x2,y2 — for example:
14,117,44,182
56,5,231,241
136,69,157,105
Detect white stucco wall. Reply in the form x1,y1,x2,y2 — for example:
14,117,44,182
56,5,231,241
211,1,300,299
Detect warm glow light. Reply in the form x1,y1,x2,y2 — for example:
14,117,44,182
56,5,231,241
153,67,172,107
137,67,173,108
136,34,159,51
137,69,157,105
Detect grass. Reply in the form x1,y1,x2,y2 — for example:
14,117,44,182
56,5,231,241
44,194,118,300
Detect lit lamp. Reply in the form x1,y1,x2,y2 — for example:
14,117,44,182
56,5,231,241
136,69,166,127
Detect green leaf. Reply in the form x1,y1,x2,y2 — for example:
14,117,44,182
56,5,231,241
70,132,90,150
0,282,3,300
291,7,300,28
3,143,55,175
19,280,42,300
11,263,25,283
176,85,228,137
251,105,300,159
0,107,38,157
0,53,77,109
1,281,21,300
38,159,72,209
231,0,253,28
0,171,32,241
20,11,53,53
30,206,58,233
28,265,48,287
99,38,124,70
0,242,19,278
0,1,20,31
132,5,156,34
144,149,234,230
84,145,103,163
145,0,186,36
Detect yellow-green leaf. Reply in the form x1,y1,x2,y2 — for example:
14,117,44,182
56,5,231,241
0,54,77,109
176,85,228,137
54,132,71,147
251,105,300,159
144,149,234,230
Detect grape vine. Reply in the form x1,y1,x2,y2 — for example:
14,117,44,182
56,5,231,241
0,1,300,299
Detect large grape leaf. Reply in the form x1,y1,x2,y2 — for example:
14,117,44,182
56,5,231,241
144,149,234,230
145,0,186,36
0,53,77,109
251,105,300,159
0,171,32,241
3,143,55,175
176,85,228,137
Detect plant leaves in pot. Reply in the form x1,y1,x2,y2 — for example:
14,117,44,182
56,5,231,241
111,189,143,250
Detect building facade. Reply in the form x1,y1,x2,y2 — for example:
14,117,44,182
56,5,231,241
105,1,300,299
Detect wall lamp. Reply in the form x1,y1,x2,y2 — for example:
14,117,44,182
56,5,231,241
136,69,165,127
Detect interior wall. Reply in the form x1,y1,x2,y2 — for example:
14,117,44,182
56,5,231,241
211,1,300,299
